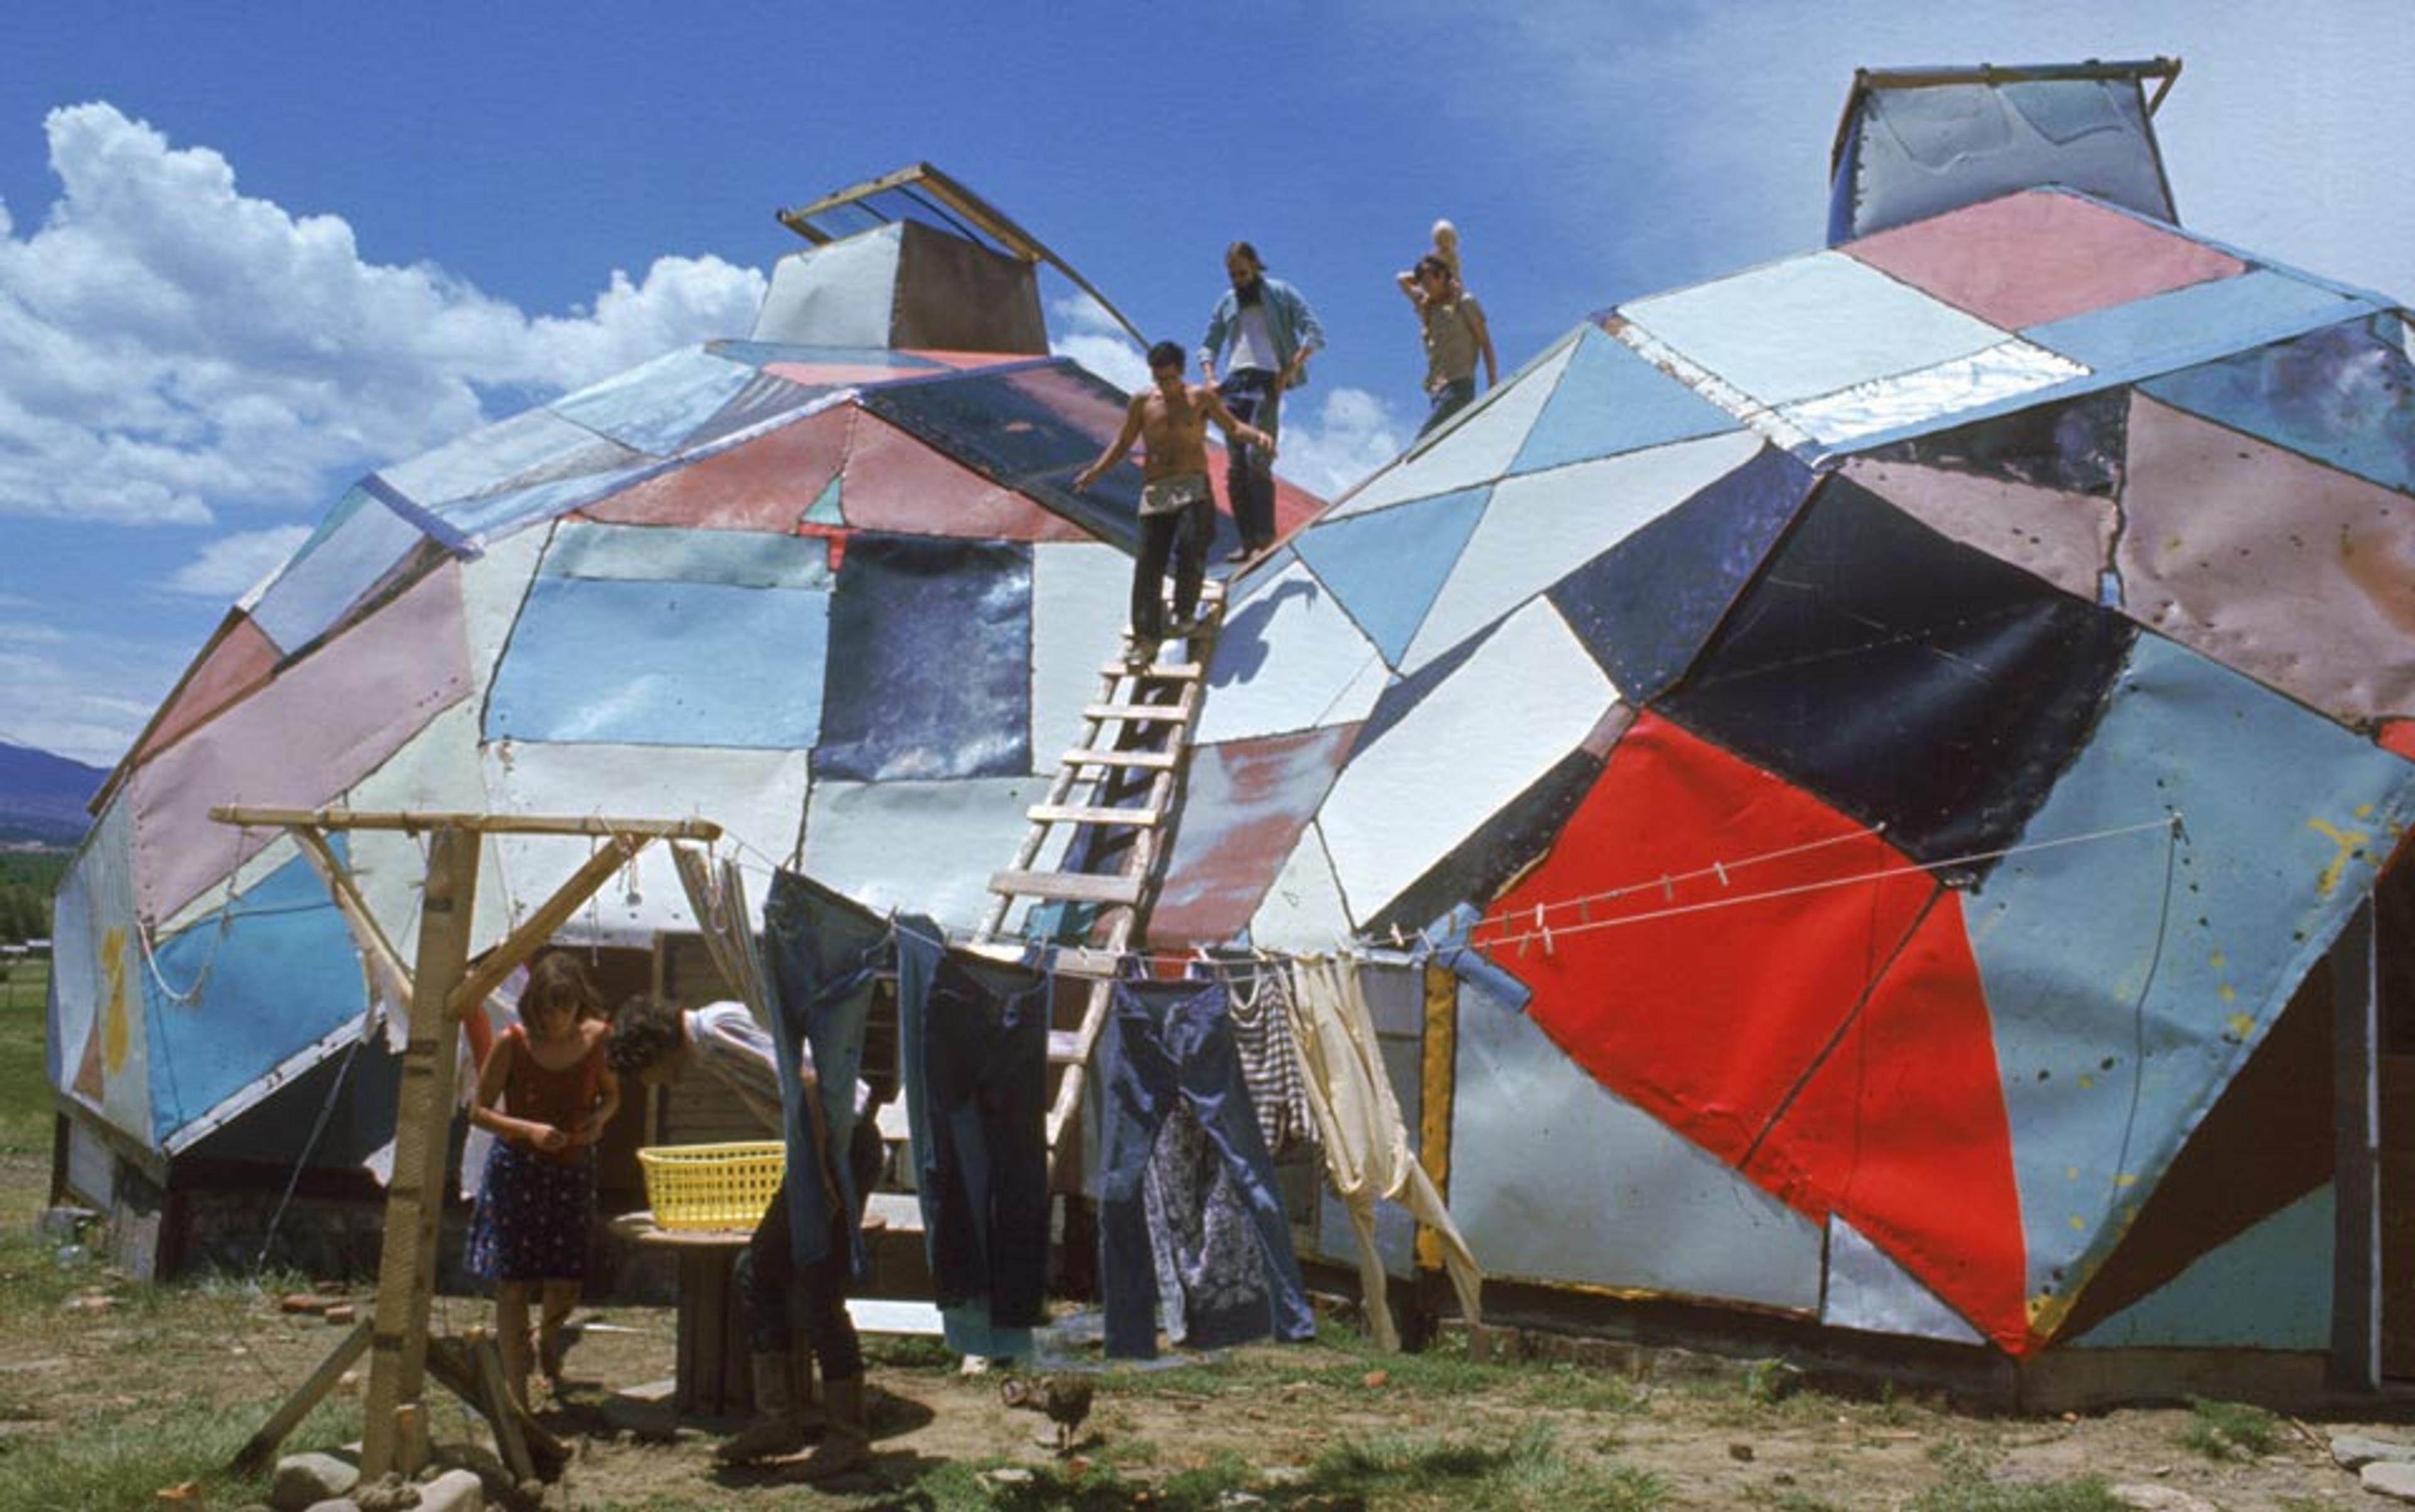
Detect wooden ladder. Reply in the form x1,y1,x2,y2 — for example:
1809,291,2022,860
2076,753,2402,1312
970,579,1225,1179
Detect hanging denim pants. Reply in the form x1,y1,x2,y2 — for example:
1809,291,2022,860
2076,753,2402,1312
1099,969,1315,1359
911,947,1052,1329
762,869,891,1282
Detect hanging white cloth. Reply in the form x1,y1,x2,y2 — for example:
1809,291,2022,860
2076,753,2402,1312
670,843,775,1031
1284,955,1482,1350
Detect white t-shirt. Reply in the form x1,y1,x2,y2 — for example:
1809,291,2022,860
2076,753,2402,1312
1227,303,1279,374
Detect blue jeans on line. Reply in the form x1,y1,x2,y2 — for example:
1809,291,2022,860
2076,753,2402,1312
1099,970,1314,1359
763,869,891,1281
914,947,1052,1329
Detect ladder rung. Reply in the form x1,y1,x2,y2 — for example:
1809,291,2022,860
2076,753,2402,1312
1100,660,1203,681
1026,803,1163,828
1060,747,1179,771
1084,702,1189,724
989,870,1143,906
1049,1029,1081,1062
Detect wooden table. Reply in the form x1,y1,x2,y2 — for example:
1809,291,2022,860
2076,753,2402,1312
612,1214,758,1417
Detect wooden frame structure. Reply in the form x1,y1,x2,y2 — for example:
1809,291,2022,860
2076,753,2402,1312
216,805,721,1481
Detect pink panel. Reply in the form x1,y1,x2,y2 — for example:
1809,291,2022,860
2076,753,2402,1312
128,564,473,923
1841,457,2115,603
580,406,851,531
131,613,282,767
900,350,1032,371
1845,190,2244,331
841,412,1090,541
2122,394,2415,723
1153,724,1358,945
766,362,948,388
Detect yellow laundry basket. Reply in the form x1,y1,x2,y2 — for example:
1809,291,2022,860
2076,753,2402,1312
635,1141,786,1231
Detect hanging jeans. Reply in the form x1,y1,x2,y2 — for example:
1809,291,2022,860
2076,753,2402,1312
1099,969,1314,1359
911,947,1052,1330
762,869,891,1281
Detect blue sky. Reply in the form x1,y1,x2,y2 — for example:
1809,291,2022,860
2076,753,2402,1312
6,2,2413,767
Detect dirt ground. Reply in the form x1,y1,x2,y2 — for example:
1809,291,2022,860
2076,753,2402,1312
0,1144,2401,1512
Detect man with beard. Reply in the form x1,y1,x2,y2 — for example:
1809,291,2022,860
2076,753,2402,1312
1196,242,1324,562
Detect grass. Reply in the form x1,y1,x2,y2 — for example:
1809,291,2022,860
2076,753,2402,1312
2179,1396,2279,1461
0,959,48,1155
1907,1437,2126,1512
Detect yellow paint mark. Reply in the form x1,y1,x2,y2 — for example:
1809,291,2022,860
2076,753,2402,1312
2078,1074,2094,1090
2307,815,2370,898
2226,1011,2255,1040
2068,1215,2087,1231
2218,984,2237,1004
2207,951,2227,970
2356,803,2375,820
2115,1174,2137,1189
101,926,129,1074
2065,1166,2080,1181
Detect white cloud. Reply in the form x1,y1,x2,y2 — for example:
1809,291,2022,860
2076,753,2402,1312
0,635,177,767
165,525,313,597
1050,293,1150,392
1274,386,1408,501
0,102,767,528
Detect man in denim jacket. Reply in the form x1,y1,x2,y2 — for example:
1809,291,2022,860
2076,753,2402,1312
1197,242,1325,561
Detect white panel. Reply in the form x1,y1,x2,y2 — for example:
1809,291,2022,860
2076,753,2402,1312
479,742,812,947
1822,1215,1985,1344
1326,336,1580,521
156,831,303,938
1400,430,1763,674
1777,338,2089,447
801,777,1048,932
341,702,497,957
1621,250,2007,407
1030,542,1135,775
1194,557,1392,747
380,408,614,509
1318,599,1614,923
1452,968,1822,1307
750,226,904,347
1244,822,1357,952
458,524,550,701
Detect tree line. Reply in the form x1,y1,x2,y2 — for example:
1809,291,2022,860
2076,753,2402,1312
0,852,66,943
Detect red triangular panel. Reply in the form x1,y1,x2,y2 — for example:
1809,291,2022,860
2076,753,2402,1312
1477,713,2028,1352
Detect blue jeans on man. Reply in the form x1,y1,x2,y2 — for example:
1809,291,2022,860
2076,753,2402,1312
1418,375,1476,438
1216,370,1280,555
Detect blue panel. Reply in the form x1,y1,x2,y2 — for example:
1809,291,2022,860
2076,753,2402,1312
142,842,367,1146
2023,269,2372,383
680,368,824,452
1550,447,1811,703
814,535,1033,781
2140,316,2415,500
1511,325,1740,475
707,341,947,372
427,457,675,543
485,574,831,748
1291,486,1489,667
252,485,435,652
541,521,832,589
1449,949,1824,1306
2070,1185,2333,1349
550,347,757,457
1966,633,2415,1314
804,472,845,525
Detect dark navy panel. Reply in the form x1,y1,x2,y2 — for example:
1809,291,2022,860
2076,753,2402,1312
1854,388,2126,498
2141,316,2415,500
859,360,1148,551
1360,747,1605,941
1548,447,1811,704
1658,475,2136,870
814,533,1034,781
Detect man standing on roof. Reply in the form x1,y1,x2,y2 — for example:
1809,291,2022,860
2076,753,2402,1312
1075,342,1275,664
1396,252,1497,436
1198,242,1324,561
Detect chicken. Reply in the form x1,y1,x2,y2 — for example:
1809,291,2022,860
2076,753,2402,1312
999,1372,1094,1455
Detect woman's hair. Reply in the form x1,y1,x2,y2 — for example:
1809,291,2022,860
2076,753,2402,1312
606,994,686,1077
520,951,598,1022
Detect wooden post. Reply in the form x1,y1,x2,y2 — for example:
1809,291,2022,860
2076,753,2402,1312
359,824,479,1478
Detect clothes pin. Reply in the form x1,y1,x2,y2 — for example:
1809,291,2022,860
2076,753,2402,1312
1713,861,1728,887
1540,923,1557,957
1660,874,1675,902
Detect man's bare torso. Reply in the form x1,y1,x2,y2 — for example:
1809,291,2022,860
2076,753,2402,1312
1135,383,1216,480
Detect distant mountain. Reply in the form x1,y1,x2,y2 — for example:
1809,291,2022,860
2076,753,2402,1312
0,742,106,846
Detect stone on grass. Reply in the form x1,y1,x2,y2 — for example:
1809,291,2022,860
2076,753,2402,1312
414,1468,483,1512
271,1452,360,1509
2334,1433,2415,1470
2364,1460,2415,1503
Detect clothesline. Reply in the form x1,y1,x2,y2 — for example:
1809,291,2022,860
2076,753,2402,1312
709,810,2186,972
